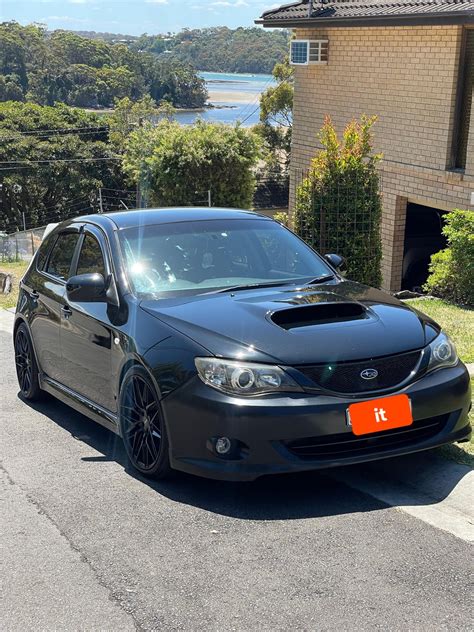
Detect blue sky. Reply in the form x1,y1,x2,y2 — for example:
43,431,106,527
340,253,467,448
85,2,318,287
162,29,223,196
1,0,279,35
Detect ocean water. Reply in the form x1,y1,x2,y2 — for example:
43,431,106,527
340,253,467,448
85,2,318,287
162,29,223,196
173,71,276,127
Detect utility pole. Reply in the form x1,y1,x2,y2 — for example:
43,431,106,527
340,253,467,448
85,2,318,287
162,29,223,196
98,187,103,213
136,183,141,210
208,189,212,208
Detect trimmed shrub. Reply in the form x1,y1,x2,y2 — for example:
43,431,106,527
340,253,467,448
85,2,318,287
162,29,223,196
424,209,474,305
273,211,289,226
122,120,261,210
293,116,383,287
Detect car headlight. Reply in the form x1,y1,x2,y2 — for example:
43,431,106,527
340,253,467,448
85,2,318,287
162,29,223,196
427,332,458,371
195,357,303,396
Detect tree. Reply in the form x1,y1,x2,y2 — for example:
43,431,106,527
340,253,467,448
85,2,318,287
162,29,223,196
0,22,207,110
162,27,290,74
0,74,24,101
122,120,261,209
424,209,474,305
260,58,293,129
108,96,175,150
142,57,207,109
293,116,383,287
0,101,127,232
253,58,294,209
257,57,293,171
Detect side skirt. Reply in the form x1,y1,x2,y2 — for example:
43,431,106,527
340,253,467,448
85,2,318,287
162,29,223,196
41,375,120,436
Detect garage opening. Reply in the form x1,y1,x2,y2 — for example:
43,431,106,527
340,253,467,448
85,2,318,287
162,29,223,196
402,203,447,291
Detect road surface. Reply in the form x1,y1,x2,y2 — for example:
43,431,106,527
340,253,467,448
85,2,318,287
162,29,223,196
0,321,472,631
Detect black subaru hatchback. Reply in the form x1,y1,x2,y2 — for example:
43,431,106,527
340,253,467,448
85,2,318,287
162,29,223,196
14,208,471,481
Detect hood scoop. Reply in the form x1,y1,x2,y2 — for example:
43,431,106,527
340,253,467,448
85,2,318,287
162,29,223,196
271,302,368,331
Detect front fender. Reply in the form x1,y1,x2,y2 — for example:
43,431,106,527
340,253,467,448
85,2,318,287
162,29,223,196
143,334,209,399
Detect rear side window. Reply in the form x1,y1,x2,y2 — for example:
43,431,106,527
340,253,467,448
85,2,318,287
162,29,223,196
45,233,80,280
76,234,106,278
36,235,52,271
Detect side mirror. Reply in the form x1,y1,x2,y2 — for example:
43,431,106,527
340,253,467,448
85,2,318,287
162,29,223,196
66,273,106,303
324,253,345,271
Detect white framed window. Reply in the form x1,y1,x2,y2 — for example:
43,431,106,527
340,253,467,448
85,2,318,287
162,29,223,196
290,40,328,66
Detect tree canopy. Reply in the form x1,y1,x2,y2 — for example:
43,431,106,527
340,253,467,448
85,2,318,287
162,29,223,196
122,120,261,209
77,27,290,75
0,101,126,232
0,22,208,109
294,116,383,287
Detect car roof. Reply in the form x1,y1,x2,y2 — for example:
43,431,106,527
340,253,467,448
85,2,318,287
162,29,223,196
75,207,272,230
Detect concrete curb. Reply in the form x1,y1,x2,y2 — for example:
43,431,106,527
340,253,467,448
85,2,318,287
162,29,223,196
0,308,14,333
331,453,473,542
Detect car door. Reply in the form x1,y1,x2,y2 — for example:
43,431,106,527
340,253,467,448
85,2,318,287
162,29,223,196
28,229,81,383
60,225,115,412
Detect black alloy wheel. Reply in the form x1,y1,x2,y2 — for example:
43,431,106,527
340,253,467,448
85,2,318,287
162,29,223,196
14,323,42,401
119,366,172,479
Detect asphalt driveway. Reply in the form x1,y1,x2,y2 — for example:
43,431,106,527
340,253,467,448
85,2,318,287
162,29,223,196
0,323,472,631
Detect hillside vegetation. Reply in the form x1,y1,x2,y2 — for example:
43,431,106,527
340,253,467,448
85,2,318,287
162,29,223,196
0,22,207,109
80,27,290,75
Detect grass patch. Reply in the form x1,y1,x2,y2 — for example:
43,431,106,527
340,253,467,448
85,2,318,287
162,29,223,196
405,298,474,364
0,260,29,310
436,378,474,468
405,298,473,467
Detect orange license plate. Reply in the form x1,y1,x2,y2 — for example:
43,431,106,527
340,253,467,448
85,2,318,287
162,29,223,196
347,394,413,436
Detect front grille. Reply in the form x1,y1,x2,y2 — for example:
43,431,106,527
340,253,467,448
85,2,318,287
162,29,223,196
286,414,449,460
297,349,422,394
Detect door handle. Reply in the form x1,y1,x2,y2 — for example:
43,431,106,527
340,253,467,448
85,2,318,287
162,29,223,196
61,305,73,319
29,290,39,301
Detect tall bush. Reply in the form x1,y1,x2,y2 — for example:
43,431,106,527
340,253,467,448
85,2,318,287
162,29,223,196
123,120,260,209
293,116,383,287
423,209,474,305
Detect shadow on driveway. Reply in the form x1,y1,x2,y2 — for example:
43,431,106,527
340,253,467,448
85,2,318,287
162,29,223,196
21,391,471,522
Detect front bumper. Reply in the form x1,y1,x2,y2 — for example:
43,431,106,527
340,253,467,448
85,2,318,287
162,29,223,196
162,362,472,481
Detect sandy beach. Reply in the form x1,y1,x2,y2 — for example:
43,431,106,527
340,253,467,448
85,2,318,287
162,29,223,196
207,89,256,105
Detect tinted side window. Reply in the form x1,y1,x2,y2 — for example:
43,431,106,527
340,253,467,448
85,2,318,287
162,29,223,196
45,233,79,280
76,234,106,277
36,235,52,271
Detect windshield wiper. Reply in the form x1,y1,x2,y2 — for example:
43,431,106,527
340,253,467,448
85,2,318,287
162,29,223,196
201,280,297,296
201,275,335,296
304,274,335,285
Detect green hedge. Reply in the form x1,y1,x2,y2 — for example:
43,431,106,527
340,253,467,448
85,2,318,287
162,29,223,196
293,116,382,287
424,209,474,306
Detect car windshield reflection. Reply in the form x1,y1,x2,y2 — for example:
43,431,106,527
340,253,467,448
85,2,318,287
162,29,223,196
119,218,332,298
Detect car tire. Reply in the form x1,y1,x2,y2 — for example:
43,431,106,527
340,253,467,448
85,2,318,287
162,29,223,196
118,365,172,480
14,323,43,401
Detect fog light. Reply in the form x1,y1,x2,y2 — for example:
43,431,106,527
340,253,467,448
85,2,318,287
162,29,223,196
215,436,232,455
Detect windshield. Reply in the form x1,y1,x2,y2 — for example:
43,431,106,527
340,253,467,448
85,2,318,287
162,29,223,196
119,218,332,297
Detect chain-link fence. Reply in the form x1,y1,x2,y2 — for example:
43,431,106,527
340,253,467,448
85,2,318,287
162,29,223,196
0,227,47,262
291,168,383,287
0,175,291,262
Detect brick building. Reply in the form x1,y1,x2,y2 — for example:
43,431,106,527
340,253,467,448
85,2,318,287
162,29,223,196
257,0,474,291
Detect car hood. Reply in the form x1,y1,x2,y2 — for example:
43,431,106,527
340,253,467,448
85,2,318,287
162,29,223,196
140,280,440,365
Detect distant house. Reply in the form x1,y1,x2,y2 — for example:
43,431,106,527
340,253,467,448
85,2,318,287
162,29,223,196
257,0,474,291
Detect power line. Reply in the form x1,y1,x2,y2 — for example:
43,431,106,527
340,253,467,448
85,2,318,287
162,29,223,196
100,194,136,202
100,187,136,193
0,126,109,137
235,74,276,122
0,131,110,143
39,194,94,213
240,76,293,126
0,156,121,167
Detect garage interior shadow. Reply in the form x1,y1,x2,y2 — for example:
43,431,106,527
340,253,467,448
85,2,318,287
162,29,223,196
20,392,472,521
